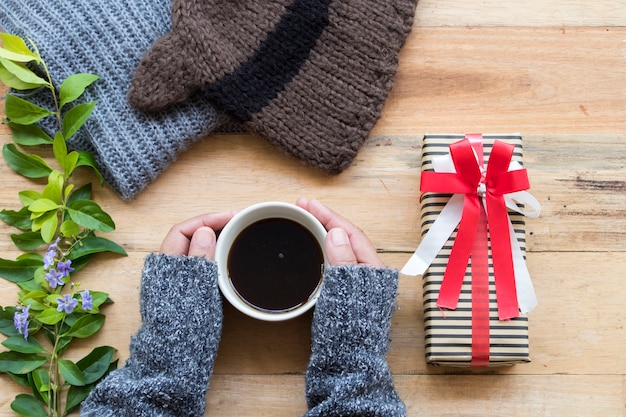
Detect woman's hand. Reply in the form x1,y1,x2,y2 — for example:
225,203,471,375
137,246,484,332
296,197,384,268
160,211,236,258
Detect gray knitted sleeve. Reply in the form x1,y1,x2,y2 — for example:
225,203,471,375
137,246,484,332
80,253,223,417
304,265,406,417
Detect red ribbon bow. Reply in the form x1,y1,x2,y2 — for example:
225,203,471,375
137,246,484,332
420,135,531,321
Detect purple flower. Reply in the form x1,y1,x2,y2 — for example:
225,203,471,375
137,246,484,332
43,248,56,269
56,294,78,314
13,305,30,339
81,290,93,311
57,260,74,278
45,269,65,289
49,237,61,249
43,237,61,269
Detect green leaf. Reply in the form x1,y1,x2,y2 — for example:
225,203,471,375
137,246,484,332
4,94,53,125
64,314,105,338
0,256,41,283
57,337,74,357
19,252,43,262
1,336,47,354
42,170,64,204
19,190,44,207
3,144,52,179
11,232,45,251
0,207,33,230
62,101,96,140
10,394,48,417
0,60,43,90
16,278,47,294
63,151,79,177
11,231,45,251
21,290,49,311
0,306,21,337
52,132,67,164
64,183,75,200
45,293,65,306
76,151,104,185
67,200,114,232
66,253,94,274
7,371,31,387
35,308,64,325
59,73,99,107
68,235,127,259
7,122,53,146
28,198,59,213
59,219,80,237
41,218,58,244
77,345,116,384
0,351,47,374
0,57,48,87
28,368,50,405
31,211,58,243
65,384,92,415
0,33,39,61
59,359,86,386
67,183,92,204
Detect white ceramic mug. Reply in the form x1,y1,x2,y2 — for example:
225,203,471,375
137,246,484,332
215,202,328,321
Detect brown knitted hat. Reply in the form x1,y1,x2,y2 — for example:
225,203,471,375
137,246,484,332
128,0,417,173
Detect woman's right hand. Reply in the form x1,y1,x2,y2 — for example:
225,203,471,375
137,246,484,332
296,197,384,268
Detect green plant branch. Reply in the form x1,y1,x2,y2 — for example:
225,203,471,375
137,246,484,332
0,34,125,417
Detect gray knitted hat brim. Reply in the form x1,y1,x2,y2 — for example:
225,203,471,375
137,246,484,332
0,0,224,200
129,0,417,174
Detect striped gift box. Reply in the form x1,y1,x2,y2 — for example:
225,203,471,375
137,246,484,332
421,134,531,366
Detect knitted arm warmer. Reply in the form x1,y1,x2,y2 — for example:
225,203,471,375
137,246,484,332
80,254,223,417
304,265,406,417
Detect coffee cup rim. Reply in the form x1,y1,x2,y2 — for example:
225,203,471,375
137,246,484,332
215,201,328,321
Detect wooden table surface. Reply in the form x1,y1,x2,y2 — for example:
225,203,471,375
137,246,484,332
1,1,625,416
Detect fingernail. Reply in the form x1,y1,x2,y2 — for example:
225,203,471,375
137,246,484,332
195,228,216,248
329,228,350,246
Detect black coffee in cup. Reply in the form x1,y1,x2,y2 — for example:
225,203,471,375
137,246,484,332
227,217,324,312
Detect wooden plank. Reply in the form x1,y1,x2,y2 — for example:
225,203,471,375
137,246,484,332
414,0,626,27
202,375,623,417
209,251,626,376
1,133,624,254
1,373,622,417
374,27,626,135
396,375,626,417
2,251,623,380
1,9,625,417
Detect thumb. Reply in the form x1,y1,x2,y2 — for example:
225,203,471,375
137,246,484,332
188,227,217,259
325,228,357,266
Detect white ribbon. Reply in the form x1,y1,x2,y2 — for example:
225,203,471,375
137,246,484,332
401,153,541,314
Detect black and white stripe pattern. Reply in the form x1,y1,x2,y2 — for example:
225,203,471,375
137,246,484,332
420,134,531,367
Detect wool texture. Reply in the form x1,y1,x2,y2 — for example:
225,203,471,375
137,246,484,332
129,0,418,174
0,0,224,200
78,256,404,416
304,265,405,417
80,254,223,417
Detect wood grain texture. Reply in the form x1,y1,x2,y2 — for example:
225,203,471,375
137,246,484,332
414,0,626,27
373,27,626,135
1,0,625,415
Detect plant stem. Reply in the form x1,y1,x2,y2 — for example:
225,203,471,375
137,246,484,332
29,40,62,131
47,318,68,417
